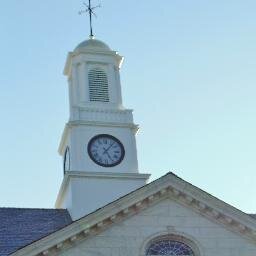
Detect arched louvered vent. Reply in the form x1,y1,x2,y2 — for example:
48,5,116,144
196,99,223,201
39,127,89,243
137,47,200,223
88,68,109,102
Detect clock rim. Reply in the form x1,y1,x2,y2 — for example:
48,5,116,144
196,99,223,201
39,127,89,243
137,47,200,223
63,146,70,173
87,134,125,168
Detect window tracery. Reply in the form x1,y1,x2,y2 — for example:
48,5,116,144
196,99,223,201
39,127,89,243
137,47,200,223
146,239,194,256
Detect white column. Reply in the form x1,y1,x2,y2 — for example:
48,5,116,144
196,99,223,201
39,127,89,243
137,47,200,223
70,63,80,120
115,66,123,107
107,64,117,104
78,62,88,103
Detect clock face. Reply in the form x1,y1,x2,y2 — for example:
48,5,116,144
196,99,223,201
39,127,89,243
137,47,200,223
88,134,125,167
63,147,70,173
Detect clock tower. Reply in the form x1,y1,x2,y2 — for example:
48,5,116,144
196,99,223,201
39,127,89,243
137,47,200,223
55,38,150,220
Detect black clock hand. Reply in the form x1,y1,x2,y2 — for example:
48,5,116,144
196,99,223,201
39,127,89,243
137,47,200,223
105,151,113,162
103,147,108,154
103,142,115,154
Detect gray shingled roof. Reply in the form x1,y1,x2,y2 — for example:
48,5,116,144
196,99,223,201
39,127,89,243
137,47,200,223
0,208,72,256
249,214,256,219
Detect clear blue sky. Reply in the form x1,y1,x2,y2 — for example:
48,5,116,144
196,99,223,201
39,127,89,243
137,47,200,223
0,1,256,213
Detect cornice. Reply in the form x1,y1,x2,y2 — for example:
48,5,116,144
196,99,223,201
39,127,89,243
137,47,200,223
12,173,256,256
64,50,123,76
68,120,138,129
72,49,121,57
64,171,150,179
76,106,133,114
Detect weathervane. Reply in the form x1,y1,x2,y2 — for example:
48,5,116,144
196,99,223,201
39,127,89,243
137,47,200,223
79,0,101,38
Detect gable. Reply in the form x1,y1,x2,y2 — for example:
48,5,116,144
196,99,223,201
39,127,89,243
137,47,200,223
58,197,256,256
11,173,256,256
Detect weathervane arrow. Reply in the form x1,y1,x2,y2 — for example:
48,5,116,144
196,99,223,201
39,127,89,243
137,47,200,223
79,0,101,38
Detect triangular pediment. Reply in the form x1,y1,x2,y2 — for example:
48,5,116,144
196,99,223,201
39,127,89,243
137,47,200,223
12,173,256,256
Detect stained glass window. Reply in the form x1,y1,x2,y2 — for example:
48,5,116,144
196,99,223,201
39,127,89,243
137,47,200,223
146,239,194,256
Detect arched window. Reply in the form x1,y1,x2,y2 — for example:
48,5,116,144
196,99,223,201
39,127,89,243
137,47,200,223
88,67,109,102
146,238,194,256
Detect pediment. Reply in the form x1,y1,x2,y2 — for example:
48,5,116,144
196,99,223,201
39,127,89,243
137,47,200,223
12,172,256,256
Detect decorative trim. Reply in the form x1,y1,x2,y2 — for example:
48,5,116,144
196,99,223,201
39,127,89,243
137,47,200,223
68,120,138,129
62,171,150,179
77,107,133,114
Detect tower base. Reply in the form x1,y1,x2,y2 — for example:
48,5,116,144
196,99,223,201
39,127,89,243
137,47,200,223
55,171,150,220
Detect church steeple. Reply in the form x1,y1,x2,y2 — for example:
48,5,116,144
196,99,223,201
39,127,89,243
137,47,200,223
56,37,150,220
60,38,137,173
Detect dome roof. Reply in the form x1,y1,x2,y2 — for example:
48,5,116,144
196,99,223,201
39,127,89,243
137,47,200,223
74,38,111,51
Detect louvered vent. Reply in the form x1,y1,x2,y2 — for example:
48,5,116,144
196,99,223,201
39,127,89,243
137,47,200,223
88,68,109,102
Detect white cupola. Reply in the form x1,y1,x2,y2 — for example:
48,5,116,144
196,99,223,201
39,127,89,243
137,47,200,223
64,38,124,116
56,37,150,220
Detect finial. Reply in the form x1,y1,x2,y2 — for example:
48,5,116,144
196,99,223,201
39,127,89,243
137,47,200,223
79,0,101,38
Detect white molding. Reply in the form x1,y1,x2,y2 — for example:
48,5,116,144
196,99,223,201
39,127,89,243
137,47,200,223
68,120,138,128
64,171,150,179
